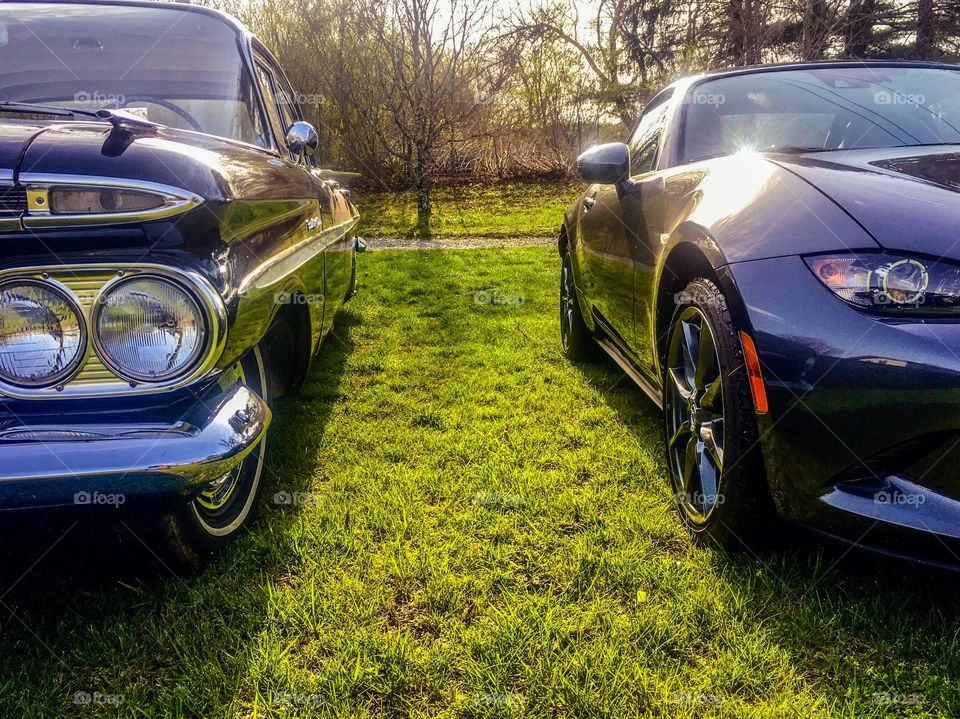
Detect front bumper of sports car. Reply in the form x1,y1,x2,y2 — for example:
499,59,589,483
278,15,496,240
729,254,960,565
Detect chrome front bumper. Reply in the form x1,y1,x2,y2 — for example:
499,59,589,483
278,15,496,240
0,384,270,509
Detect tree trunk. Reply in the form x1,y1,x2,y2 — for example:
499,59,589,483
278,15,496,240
801,0,826,60
843,0,875,58
415,147,431,219
916,0,935,59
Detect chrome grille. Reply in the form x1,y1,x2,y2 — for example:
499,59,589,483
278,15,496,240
0,185,26,216
44,269,124,388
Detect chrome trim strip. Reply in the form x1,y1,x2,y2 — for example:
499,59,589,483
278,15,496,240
0,218,19,232
0,263,227,400
17,174,203,228
0,169,12,182
239,217,356,293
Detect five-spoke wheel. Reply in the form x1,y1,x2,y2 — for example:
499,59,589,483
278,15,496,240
664,278,773,548
666,306,725,524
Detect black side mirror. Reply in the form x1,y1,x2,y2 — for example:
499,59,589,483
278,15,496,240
576,142,630,185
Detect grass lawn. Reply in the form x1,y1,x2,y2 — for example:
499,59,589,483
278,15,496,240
3,247,960,717
354,181,579,239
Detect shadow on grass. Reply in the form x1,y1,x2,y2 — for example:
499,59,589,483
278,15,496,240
0,309,359,711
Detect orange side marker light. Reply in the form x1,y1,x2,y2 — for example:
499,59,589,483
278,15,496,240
739,331,768,415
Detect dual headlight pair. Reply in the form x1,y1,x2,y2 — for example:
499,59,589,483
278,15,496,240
0,274,208,388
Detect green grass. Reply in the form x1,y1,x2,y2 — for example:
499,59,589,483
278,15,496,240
2,247,960,717
354,181,579,239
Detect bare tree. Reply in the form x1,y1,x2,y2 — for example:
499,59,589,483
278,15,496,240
357,0,517,220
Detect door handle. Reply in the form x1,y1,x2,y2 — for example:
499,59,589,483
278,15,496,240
582,196,596,212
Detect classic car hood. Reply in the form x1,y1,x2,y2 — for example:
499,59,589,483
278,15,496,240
0,122,47,178
771,146,960,260
0,119,285,201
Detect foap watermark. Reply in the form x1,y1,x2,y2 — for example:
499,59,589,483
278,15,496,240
73,691,124,708
674,491,725,508
670,691,725,706
873,91,924,106
273,691,327,707
273,491,321,506
74,491,125,508
274,291,324,306
473,90,498,106
873,490,925,508
685,92,725,106
674,288,723,307
470,691,524,709
276,90,325,109
74,90,126,107
872,691,923,708
473,290,525,306
473,490,524,509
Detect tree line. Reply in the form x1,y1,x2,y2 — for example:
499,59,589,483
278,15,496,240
210,0,960,214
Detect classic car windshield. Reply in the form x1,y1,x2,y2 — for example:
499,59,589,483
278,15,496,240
682,67,960,162
0,3,270,147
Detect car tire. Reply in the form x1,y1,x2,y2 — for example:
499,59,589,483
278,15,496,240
150,344,271,572
663,278,776,550
560,249,598,361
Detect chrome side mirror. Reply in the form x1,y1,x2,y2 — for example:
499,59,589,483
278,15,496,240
285,121,318,162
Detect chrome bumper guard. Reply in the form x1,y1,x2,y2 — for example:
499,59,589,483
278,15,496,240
0,384,270,508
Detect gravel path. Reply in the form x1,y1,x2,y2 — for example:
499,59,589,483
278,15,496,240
364,236,555,251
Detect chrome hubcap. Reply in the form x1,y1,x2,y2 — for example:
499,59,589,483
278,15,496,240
196,467,243,512
666,308,725,524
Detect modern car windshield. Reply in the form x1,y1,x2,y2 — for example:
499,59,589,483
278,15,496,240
0,3,270,147
682,67,960,162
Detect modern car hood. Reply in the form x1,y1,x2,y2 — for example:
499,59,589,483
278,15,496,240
0,119,284,200
771,146,960,260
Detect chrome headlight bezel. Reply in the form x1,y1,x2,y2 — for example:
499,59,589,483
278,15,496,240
0,277,88,388
90,273,213,384
0,264,228,400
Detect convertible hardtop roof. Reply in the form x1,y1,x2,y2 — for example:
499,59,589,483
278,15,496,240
662,59,960,97
0,0,250,37
697,59,960,81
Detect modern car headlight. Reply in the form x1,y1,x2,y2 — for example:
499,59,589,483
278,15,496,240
48,187,165,215
806,253,960,315
0,281,86,387
93,276,207,382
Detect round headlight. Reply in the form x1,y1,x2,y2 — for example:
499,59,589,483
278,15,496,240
0,281,86,387
94,276,207,382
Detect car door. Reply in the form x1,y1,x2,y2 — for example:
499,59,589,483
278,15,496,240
253,54,352,335
618,92,675,377
264,61,355,332
576,91,673,359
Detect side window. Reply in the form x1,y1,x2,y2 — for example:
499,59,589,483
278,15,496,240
254,60,284,146
274,74,298,132
629,92,673,175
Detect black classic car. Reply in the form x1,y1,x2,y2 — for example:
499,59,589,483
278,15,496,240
561,61,960,566
0,0,359,567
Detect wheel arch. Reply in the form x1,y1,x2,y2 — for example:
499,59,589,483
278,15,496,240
653,237,752,375
262,288,313,396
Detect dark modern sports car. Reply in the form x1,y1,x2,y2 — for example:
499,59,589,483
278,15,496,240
0,1,359,568
560,61,960,565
